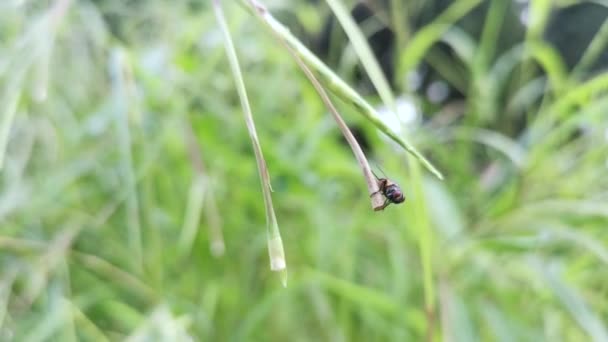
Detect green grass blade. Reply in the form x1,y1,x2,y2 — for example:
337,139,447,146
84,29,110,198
398,0,483,78
109,49,143,272
0,86,21,170
539,263,608,342
324,0,395,111
178,175,207,257
213,0,286,285
573,18,608,76
240,0,443,180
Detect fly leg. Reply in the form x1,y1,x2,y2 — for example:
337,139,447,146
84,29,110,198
370,179,387,198
377,198,391,210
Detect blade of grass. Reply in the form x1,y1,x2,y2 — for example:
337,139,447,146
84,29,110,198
0,86,21,170
309,268,400,315
183,120,225,257
212,0,286,286
425,44,469,93
468,0,509,123
109,48,143,273
409,155,436,342
389,0,410,49
67,300,110,342
572,17,608,77
536,261,608,342
528,96,608,165
178,175,207,256
526,0,552,41
305,268,425,335
325,0,395,111
528,72,608,144
475,0,509,69
0,0,72,168
527,41,568,95
439,278,478,342
489,44,525,97
23,226,82,306
439,126,527,167
440,26,476,67
72,252,156,301
0,268,18,332
23,295,71,342
516,0,552,125
398,0,484,80
32,0,72,101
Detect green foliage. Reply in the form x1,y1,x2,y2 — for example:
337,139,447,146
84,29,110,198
1,0,607,341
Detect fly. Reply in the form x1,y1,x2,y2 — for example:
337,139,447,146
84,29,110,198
371,169,406,210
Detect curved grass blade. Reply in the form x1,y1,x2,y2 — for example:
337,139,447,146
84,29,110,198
239,0,443,180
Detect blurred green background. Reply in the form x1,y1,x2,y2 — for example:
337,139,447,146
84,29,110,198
1,0,607,341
